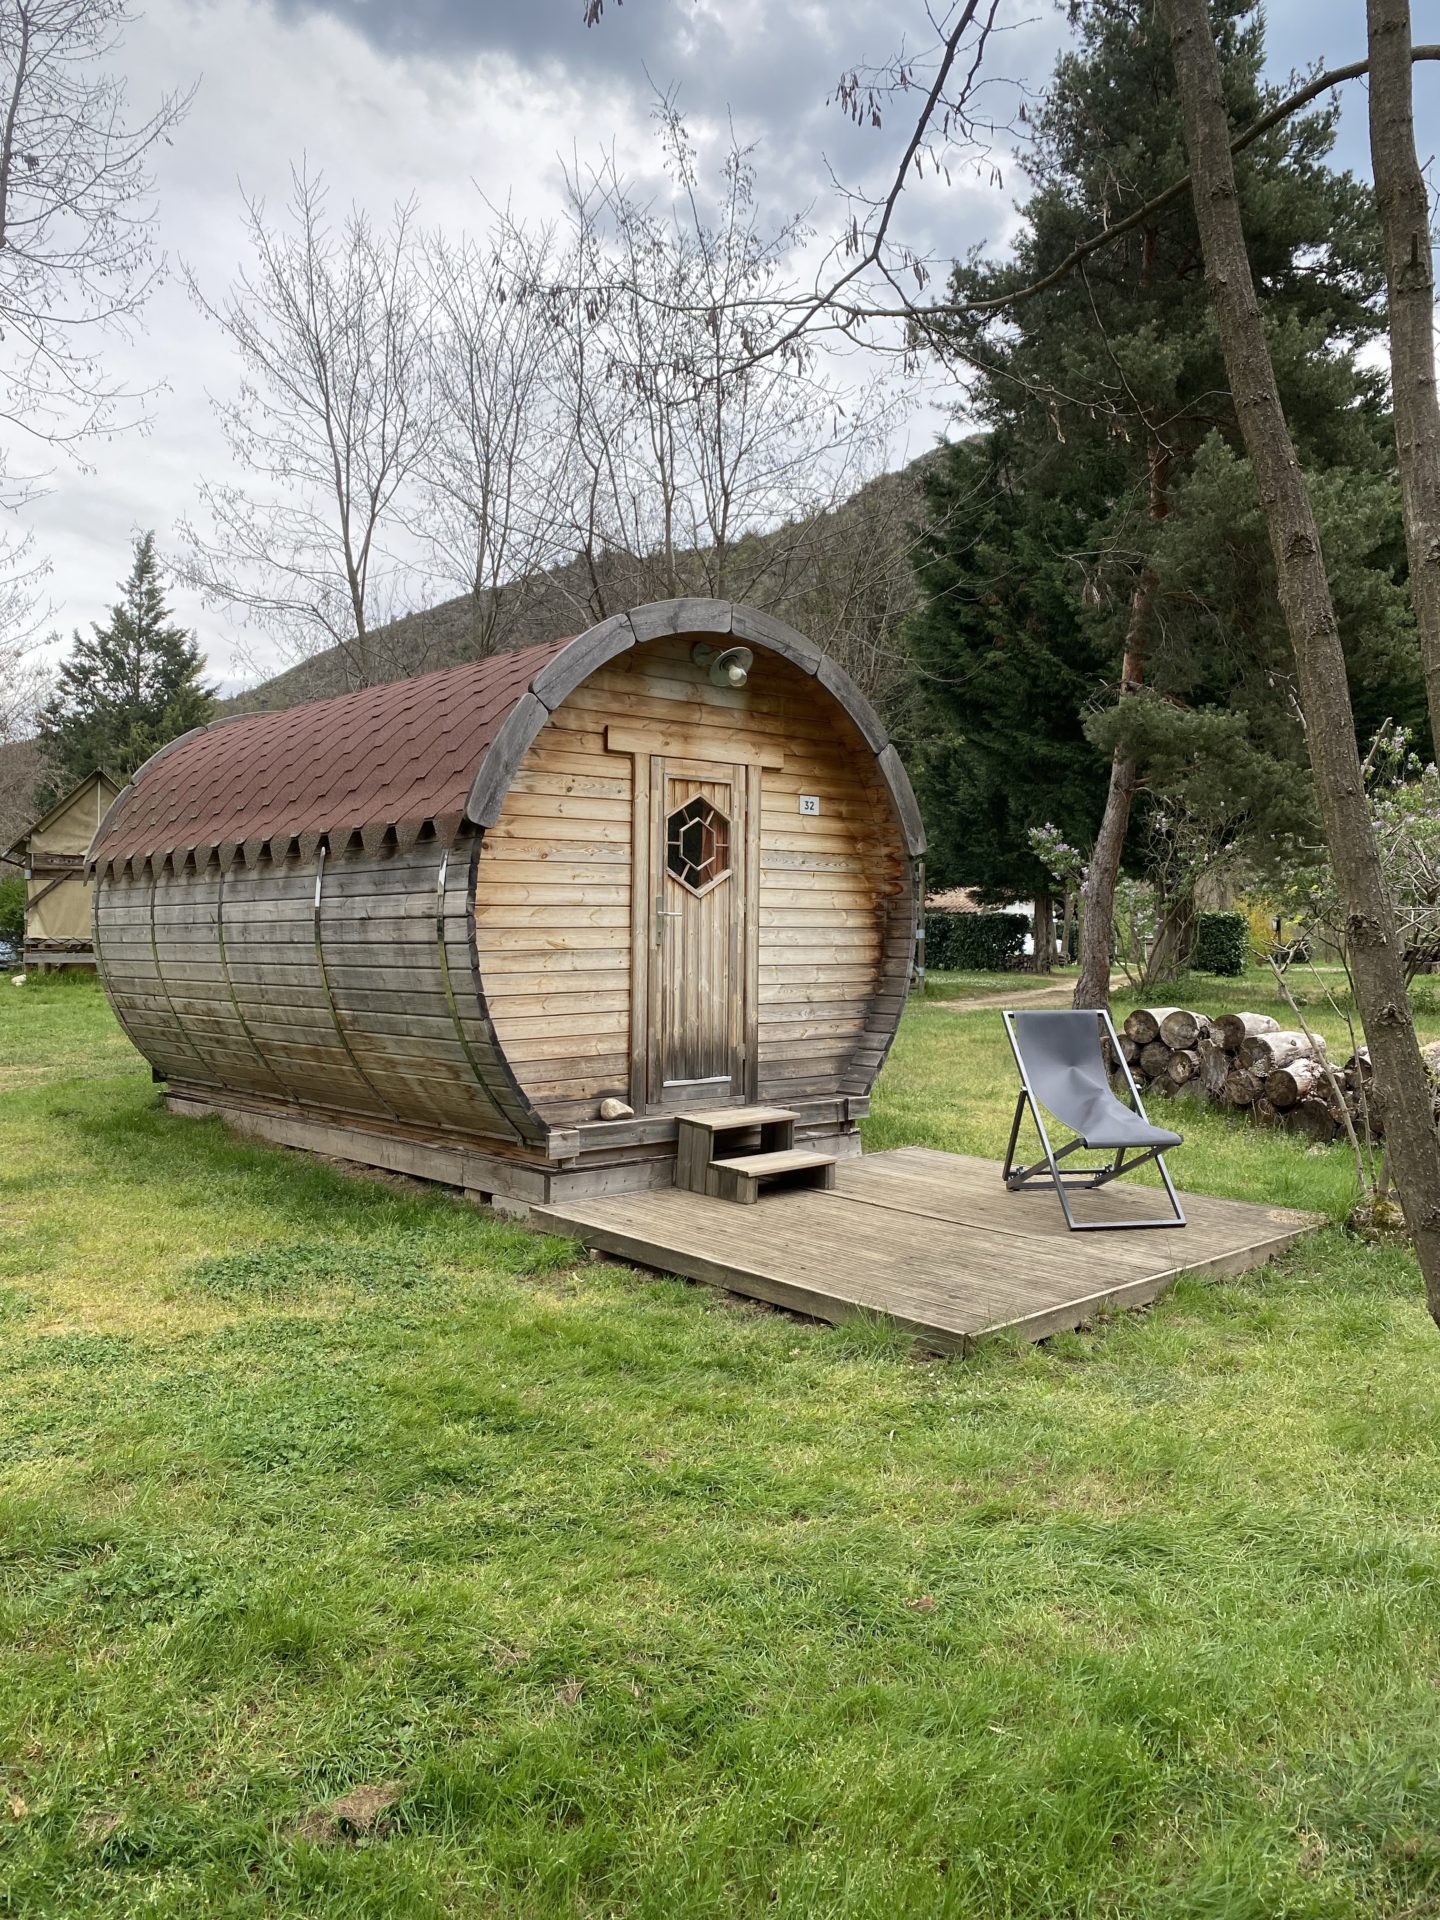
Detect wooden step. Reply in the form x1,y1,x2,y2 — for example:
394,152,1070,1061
673,1105,799,1131
674,1107,800,1194
706,1147,837,1206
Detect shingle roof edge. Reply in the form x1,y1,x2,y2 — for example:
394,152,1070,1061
87,598,925,875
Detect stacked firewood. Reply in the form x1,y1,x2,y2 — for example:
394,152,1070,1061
1113,1007,1440,1144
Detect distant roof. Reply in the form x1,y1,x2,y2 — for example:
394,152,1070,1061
4,766,121,862
926,887,984,912
926,888,1028,913
91,638,571,875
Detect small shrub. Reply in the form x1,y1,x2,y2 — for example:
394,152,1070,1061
1193,911,1249,976
0,872,23,951
925,909,1030,972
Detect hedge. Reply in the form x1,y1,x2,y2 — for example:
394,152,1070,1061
925,909,1030,972
1193,911,1249,976
0,872,23,951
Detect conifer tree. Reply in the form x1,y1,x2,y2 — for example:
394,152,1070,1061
912,0,1422,1002
907,433,1111,916
38,534,217,797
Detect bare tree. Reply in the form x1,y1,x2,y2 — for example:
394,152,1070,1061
1367,0,1440,748
0,520,52,841
180,169,431,691
1162,0,1440,1316
767,457,935,720
0,0,191,655
0,0,192,461
415,223,573,657
542,106,902,625
0,544,48,743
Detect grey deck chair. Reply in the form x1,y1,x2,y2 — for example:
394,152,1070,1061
1001,1008,1186,1231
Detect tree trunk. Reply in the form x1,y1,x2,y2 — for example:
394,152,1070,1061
1032,891,1054,974
1143,889,1197,986
1164,0,1440,1321
1075,422,1170,1012
1367,0,1440,746
1074,748,1132,1008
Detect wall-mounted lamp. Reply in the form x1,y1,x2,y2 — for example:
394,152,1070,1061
691,641,754,689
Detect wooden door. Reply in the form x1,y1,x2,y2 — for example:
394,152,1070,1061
644,755,755,1110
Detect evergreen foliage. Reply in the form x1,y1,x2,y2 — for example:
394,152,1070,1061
37,535,217,800
925,908,1030,972
908,0,1427,902
1193,912,1250,976
0,872,23,951
908,436,1110,895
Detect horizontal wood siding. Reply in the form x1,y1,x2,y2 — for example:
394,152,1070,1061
319,840,529,1140
757,722,909,1102
477,706,636,1125
218,853,385,1112
479,636,910,1125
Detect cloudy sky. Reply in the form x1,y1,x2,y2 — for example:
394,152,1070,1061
19,0,1439,690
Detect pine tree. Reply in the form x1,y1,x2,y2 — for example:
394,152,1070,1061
911,0,1424,997
38,534,217,797
907,433,1111,900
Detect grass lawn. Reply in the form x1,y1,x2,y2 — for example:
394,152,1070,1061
4,976,1440,1917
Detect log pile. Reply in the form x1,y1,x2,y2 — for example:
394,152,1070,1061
1112,1007,1440,1145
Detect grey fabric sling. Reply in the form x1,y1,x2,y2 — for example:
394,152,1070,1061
1001,1008,1186,1230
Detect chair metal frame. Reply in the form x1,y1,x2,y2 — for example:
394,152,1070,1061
1001,1007,1186,1232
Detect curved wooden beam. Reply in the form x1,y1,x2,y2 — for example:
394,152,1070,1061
462,598,926,861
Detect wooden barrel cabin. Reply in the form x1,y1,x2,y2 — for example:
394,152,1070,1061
89,599,923,1206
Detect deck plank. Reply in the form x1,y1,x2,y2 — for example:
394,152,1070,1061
531,1148,1323,1353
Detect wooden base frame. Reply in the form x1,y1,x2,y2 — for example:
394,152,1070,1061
161,1083,864,1210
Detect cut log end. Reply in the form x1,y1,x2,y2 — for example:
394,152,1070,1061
1159,1009,1211,1050
1123,1006,1183,1047
1215,1011,1280,1052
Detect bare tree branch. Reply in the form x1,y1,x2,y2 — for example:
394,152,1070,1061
0,0,195,457
178,167,432,690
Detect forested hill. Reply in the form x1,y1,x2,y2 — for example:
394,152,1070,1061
224,455,937,727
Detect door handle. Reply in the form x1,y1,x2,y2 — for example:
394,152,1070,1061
656,904,683,944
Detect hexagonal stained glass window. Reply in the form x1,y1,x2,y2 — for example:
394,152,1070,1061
666,795,731,896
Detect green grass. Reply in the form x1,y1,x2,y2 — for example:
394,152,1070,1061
916,965,1082,1002
4,975,1440,1916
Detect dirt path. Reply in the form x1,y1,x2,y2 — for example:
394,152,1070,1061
918,976,1127,1012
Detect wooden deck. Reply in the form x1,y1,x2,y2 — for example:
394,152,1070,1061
532,1146,1322,1353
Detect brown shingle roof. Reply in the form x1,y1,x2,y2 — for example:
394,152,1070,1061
92,638,572,873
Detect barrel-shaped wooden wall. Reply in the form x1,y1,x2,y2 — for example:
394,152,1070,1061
91,600,924,1163
96,830,538,1144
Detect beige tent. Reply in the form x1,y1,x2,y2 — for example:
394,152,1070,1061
3,770,122,970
